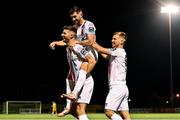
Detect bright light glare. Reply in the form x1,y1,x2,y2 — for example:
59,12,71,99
161,5,179,14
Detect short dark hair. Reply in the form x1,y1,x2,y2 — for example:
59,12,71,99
63,25,77,34
69,6,82,14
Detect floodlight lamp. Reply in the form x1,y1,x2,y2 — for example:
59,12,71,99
161,5,179,14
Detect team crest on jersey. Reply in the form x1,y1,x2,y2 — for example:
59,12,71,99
89,27,94,32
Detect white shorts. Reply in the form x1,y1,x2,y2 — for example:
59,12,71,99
76,75,94,104
105,85,129,111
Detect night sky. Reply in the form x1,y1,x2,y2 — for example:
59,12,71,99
1,0,180,108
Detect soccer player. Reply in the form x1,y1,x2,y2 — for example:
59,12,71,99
91,32,131,120
49,6,98,117
57,25,95,120
62,26,94,120
49,6,97,70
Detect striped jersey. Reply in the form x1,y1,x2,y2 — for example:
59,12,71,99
75,20,98,61
66,44,89,81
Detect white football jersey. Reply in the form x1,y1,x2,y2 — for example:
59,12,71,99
75,20,98,61
66,44,89,81
108,48,127,86
76,20,96,41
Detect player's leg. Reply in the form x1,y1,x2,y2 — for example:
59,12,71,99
76,75,94,120
118,86,131,120
104,85,130,120
57,77,74,117
76,103,89,120
62,62,88,100
74,48,98,95
62,52,96,100
62,76,93,120
119,111,131,120
104,109,122,120
69,102,79,119
72,62,88,97
85,53,97,74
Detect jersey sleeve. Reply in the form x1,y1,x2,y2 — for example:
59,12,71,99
108,48,122,56
84,22,96,35
73,44,89,59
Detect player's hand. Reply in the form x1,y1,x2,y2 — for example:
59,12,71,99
61,93,77,101
92,42,97,48
49,42,56,50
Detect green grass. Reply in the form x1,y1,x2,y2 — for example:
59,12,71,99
0,113,180,120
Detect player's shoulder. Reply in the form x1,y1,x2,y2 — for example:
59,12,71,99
73,44,83,52
114,48,125,51
110,48,117,51
85,20,95,27
110,48,125,55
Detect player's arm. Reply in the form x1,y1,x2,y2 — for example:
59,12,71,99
77,34,96,46
74,44,96,74
77,23,96,46
92,42,110,60
49,40,67,49
54,40,67,46
100,53,110,60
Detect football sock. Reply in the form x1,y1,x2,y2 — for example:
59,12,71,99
65,78,71,109
72,69,86,96
111,113,123,120
78,114,89,120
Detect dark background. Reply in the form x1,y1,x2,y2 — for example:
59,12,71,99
1,0,180,108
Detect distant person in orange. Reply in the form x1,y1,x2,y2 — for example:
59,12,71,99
51,101,57,114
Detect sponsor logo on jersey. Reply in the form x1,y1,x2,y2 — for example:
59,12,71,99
89,27,94,32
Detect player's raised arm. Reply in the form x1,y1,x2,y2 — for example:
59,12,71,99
92,42,110,60
77,33,96,46
49,40,67,50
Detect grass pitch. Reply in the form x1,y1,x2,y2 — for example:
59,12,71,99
0,113,180,120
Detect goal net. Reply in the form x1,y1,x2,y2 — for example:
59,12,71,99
3,101,42,114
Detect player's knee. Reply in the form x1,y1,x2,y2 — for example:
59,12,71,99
119,111,131,120
89,57,96,65
88,58,96,69
76,104,86,115
104,109,114,118
80,62,88,71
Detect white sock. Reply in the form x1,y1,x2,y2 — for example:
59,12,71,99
111,113,122,120
72,70,86,96
65,99,71,109
65,78,71,109
78,114,88,120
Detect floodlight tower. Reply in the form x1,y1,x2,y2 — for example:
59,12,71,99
161,4,179,108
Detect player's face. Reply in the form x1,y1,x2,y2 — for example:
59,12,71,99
111,35,123,48
70,12,82,25
61,29,72,42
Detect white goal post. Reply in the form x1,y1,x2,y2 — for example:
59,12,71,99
4,101,42,114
